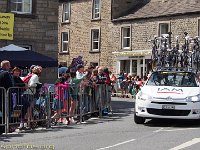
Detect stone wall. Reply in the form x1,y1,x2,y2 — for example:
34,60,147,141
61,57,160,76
112,15,200,51
58,0,200,74
59,0,115,70
0,0,7,12
0,0,59,83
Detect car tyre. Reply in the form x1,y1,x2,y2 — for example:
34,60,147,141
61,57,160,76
134,113,145,124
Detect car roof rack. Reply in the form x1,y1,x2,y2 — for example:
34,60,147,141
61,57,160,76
150,32,200,73
153,67,195,73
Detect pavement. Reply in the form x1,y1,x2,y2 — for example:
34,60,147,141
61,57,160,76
1,97,200,150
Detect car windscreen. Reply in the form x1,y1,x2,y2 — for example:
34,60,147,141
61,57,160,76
146,71,198,87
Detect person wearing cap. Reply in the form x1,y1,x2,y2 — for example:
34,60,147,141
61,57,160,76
23,66,43,127
29,65,36,75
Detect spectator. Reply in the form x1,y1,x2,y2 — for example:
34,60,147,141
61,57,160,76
96,67,107,84
103,68,111,85
110,72,117,96
0,60,13,89
117,72,124,90
0,60,13,134
69,72,83,124
11,67,30,130
51,77,69,124
87,65,95,73
23,66,43,128
76,64,86,80
143,75,148,83
29,65,36,75
135,78,143,93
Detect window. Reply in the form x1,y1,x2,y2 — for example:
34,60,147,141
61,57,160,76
121,26,131,49
147,71,197,87
92,0,101,19
61,32,69,52
120,60,130,73
91,29,100,51
90,62,98,68
11,0,32,14
62,3,70,22
159,23,169,36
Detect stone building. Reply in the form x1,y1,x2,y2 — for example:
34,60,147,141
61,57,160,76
59,0,200,77
0,0,58,83
112,0,200,77
58,0,114,69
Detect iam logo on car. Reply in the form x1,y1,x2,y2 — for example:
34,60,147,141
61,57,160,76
157,88,183,94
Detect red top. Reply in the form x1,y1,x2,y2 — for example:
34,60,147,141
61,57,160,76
55,83,69,100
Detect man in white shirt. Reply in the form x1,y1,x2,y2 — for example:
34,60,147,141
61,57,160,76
76,64,86,79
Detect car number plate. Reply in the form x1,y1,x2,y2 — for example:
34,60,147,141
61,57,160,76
162,105,175,109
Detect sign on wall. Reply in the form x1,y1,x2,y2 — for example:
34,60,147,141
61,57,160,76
0,13,14,40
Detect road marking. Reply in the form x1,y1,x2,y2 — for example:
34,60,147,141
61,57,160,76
169,138,200,150
154,128,164,132
96,139,136,150
154,128,198,132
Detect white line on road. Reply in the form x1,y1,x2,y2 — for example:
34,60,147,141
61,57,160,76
96,139,136,150
154,128,164,132
155,128,198,132
169,138,200,150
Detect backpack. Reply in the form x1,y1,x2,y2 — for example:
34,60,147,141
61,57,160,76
23,74,32,84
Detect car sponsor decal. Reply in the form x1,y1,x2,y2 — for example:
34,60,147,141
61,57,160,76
157,88,183,94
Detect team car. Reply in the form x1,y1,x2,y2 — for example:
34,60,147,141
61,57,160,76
134,68,200,124
134,32,200,124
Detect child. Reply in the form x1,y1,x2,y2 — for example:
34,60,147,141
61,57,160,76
51,77,69,123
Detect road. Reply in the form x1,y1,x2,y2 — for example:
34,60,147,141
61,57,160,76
1,97,200,150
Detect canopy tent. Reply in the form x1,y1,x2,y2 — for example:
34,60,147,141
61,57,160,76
0,44,58,67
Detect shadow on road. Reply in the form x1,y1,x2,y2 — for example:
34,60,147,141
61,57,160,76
145,119,200,128
0,133,24,142
111,99,135,110
0,98,134,141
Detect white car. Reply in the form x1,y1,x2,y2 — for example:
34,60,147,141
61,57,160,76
134,69,200,124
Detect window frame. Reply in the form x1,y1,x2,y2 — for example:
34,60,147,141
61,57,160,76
158,22,170,36
121,26,131,50
90,28,101,52
61,31,69,53
62,3,71,23
198,18,200,36
91,0,101,20
10,0,32,14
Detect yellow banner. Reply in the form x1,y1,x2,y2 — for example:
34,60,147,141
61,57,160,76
0,13,14,40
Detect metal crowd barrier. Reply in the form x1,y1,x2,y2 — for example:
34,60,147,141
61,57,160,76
0,84,112,134
0,87,7,134
6,86,49,131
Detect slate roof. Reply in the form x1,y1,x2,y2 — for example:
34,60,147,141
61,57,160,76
113,0,200,21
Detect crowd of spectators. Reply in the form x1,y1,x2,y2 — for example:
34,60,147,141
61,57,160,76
110,71,148,98
0,56,148,134
0,60,43,133
56,62,112,125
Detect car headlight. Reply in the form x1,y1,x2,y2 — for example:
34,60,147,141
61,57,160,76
138,92,152,101
187,95,200,102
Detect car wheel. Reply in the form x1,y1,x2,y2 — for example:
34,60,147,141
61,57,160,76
134,113,145,124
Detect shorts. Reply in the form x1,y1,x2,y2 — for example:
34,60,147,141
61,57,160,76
52,99,64,110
